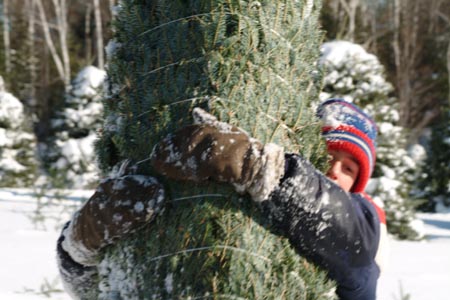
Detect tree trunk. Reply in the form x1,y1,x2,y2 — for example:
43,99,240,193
93,0,104,70
35,0,67,88
27,0,37,106
85,2,93,64
2,0,11,74
448,38,450,104
347,0,359,42
337,0,360,42
51,0,71,88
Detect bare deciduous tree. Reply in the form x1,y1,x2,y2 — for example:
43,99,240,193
109,0,116,20
3,0,11,74
85,2,93,64
447,41,450,104
435,9,450,103
52,0,70,86
392,0,444,142
93,0,104,69
27,0,37,104
338,0,360,42
322,0,448,144
35,0,70,89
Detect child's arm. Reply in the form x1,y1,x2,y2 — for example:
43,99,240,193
57,222,99,300
264,153,380,266
262,153,381,299
151,111,382,299
150,112,381,267
56,173,165,299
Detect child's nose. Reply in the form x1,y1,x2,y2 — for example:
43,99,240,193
326,161,341,180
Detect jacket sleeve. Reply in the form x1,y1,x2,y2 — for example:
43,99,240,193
261,154,380,299
56,222,99,300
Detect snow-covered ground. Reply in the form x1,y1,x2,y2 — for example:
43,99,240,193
1,188,449,300
377,212,450,300
0,188,89,300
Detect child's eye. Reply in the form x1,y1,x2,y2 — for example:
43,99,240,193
345,165,356,175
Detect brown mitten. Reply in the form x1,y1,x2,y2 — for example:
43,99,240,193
151,108,285,202
61,174,165,266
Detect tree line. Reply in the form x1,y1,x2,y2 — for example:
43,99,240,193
1,0,114,141
1,0,449,144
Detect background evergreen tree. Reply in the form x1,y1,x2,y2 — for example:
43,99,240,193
417,107,450,211
41,66,106,188
0,76,37,187
318,40,423,240
94,0,337,299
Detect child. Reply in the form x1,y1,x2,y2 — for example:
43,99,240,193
57,99,387,300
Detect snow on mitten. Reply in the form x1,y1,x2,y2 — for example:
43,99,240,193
61,174,165,266
151,108,285,202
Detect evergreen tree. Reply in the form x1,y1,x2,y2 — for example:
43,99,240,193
0,76,37,187
42,66,105,188
318,40,422,240
417,107,450,211
94,0,337,299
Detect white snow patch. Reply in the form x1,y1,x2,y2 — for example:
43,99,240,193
105,40,122,60
134,201,144,213
165,273,174,293
320,41,378,67
112,178,127,191
0,91,25,129
71,66,106,98
408,143,427,162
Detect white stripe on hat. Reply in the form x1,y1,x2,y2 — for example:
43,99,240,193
324,132,374,171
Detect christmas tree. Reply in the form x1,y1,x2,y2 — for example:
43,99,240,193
95,1,336,299
417,107,450,211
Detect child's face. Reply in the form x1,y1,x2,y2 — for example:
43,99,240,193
326,150,359,192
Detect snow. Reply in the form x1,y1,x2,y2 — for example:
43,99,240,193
47,65,106,189
320,41,379,70
0,91,24,130
377,213,450,300
71,66,106,98
1,188,450,300
0,188,91,300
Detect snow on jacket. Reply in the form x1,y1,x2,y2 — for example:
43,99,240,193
57,222,98,300
57,153,386,300
261,153,386,300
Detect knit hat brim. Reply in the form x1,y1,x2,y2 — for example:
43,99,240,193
323,125,376,193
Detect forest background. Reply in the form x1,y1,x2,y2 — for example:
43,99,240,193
0,0,449,236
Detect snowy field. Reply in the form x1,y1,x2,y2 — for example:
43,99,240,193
1,188,449,300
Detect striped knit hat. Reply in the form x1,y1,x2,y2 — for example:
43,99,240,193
317,99,377,193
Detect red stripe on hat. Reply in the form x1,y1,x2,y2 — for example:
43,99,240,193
322,125,376,159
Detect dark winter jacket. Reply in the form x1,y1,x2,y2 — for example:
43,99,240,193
261,153,383,300
57,153,385,300
57,222,98,299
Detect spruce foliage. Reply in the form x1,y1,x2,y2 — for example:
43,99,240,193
96,1,335,299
